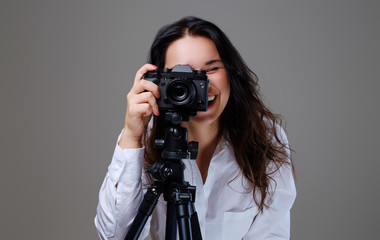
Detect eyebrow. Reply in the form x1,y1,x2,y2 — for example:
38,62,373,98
204,59,223,66
168,59,222,70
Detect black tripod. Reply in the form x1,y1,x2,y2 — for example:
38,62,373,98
124,112,203,240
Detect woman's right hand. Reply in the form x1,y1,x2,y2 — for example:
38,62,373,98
118,64,160,149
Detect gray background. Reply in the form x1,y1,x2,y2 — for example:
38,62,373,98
1,0,379,239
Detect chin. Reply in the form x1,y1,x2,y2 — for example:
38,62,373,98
190,111,219,125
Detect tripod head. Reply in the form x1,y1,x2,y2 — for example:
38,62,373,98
154,111,198,161
146,111,198,182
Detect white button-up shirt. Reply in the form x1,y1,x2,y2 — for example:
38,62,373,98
95,127,296,240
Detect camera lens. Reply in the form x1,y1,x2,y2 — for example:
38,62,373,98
167,80,195,106
172,83,188,101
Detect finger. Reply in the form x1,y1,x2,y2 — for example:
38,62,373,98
128,91,159,116
132,91,160,116
134,63,158,83
128,103,153,117
131,79,160,98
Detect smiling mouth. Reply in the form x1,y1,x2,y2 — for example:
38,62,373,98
207,95,217,108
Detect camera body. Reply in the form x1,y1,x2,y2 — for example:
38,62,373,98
144,65,209,115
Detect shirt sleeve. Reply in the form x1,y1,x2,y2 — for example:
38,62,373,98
243,125,297,240
94,131,151,240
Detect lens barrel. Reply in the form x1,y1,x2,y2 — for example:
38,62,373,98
167,80,195,106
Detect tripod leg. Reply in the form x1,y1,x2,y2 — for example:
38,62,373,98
125,183,161,240
176,194,192,240
189,203,202,240
165,201,177,240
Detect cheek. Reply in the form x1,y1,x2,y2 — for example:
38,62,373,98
224,84,231,104
208,71,228,87
218,79,229,91
221,74,231,103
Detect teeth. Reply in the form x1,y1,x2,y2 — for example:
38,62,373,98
208,96,215,101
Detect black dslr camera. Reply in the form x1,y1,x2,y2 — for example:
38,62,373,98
144,65,209,115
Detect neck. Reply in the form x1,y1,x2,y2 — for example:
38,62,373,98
181,118,220,183
182,118,219,148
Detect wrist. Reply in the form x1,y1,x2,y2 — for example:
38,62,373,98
118,129,142,149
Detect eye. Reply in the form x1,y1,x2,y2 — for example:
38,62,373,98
206,67,220,73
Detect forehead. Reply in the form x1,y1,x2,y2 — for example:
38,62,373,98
165,35,221,69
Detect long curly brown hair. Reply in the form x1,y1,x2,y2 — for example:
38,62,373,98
142,16,294,212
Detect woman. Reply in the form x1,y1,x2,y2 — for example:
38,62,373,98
95,16,296,240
